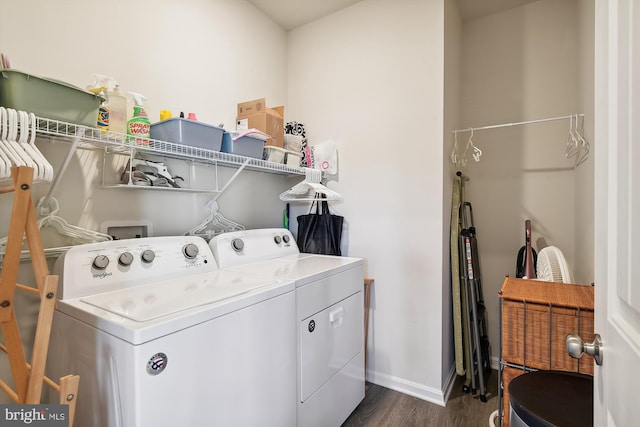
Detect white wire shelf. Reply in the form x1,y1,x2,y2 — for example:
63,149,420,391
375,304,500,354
99,184,219,193
35,116,307,176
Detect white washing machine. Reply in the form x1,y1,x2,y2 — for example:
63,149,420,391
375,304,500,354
46,236,296,427
210,228,365,427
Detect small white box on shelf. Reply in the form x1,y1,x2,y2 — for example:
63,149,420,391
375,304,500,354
284,150,302,166
263,146,286,163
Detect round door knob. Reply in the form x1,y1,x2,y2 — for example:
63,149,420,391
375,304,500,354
231,238,244,252
118,252,134,266
282,234,290,243
92,255,110,270
566,333,603,365
182,243,199,259
141,249,156,263
274,235,282,244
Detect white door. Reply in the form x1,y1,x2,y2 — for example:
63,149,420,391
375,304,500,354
594,0,640,425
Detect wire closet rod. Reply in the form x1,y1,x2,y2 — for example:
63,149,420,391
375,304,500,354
452,113,584,134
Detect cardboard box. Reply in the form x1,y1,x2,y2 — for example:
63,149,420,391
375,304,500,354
237,98,284,147
237,98,266,117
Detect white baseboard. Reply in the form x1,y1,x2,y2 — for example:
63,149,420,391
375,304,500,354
364,360,499,408
365,366,457,407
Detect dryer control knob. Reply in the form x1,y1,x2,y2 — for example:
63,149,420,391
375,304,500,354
231,238,244,252
118,252,134,266
282,234,290,243
274,235,282,244
141,249,156,263
92,255,110,270
183,243,199,259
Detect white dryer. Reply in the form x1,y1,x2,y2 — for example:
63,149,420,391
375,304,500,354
210,228,365,427
46,236,296,427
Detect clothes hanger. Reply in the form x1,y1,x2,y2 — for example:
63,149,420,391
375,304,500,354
0,196,111,248
25,112,54,181
0,107,11,179
565,114,581,158
451,132,461,167
35,197,112,244
184,199,245,241
5,108,36,171
279,168,342,202
17,110,45,181
460,128,482,164
0,107,29,171
573,114,590,167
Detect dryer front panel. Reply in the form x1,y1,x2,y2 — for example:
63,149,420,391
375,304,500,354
299,291,363,402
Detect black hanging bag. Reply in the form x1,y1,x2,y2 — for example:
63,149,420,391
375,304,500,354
296,195,343,255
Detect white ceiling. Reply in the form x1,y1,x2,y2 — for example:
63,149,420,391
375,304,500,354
245,0,540,30
456,0,539,22
246,0,363,31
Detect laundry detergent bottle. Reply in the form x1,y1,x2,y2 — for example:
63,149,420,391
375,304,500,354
127,92,151,145
108,84,128,138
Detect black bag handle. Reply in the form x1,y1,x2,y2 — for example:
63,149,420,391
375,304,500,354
308,193,330,215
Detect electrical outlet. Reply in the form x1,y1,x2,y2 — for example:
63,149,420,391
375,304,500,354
100,220,153,240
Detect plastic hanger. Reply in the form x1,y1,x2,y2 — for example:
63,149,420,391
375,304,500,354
573,114,590,167
279,168,342,202
35,197,112,244
565,114,581,158
0,108,11,179
0,107,28,170
0,108,54,182
0,196,111,248
184,199,245,241
451,132,461,167
17,110,45,180
25,112,54,181
461,128,482,164
6,108,35,170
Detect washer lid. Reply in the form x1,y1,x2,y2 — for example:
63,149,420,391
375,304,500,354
80,270,280,322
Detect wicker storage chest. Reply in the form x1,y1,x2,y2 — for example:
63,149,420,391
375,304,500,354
499,277,594,427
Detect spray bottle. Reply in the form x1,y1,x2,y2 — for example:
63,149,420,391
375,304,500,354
86,74,116,133
127,92,151,145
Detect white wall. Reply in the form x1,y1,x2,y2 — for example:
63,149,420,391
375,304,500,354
443,0,462,390
0,0,293,404
458,0,593,366
287,0,449,404
0,0,294,242
574,0,595,286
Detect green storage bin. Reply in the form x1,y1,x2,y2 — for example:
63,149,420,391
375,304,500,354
0,69,103,127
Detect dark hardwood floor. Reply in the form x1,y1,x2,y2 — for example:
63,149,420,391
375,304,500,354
342,370,499,427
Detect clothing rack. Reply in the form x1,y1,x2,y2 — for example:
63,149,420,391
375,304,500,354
451,113,588,168
0,166,79,425
452,113,584,134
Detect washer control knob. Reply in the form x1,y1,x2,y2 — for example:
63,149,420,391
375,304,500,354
92,255,110,270
183,243,199,259
118,252,134,267
274,235,282,244
282,234,290,243
231,238,244,252
141,249,156,263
